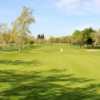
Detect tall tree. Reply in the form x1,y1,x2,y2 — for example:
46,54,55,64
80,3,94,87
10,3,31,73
12,7,35,50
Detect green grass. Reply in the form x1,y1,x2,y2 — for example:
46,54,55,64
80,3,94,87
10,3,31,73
0,44,100,100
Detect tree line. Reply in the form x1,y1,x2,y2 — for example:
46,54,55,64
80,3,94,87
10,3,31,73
48,28,100,48
0,7,100,49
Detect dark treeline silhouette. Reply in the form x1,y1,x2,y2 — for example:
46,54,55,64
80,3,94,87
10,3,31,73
37,34,45,40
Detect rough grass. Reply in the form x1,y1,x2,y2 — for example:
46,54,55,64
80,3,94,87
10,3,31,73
0,44,100,100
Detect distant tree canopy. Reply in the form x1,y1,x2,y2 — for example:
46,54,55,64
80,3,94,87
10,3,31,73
82,28,95,42
85,38,94,46
48,27,99,48
37,34,45,40
72,30,82,45
71,28,96,47
49,36,71,44
94,30,100,45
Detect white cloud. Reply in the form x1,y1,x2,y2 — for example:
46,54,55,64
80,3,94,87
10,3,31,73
55,0,100,15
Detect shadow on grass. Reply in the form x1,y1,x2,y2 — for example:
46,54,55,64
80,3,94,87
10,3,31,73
0,60,41,66
0,69,100,100
0,44,43,52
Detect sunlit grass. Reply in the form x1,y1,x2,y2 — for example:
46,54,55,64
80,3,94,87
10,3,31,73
0,44,100,99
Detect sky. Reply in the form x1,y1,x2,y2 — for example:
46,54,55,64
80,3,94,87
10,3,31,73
0,0,100,37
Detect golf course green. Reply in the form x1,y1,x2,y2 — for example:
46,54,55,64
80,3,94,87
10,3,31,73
0,44,100,100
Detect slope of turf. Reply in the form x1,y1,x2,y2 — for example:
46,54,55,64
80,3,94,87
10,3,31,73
0,44,100,100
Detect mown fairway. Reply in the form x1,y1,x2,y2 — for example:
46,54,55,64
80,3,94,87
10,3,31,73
0,44,100,100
